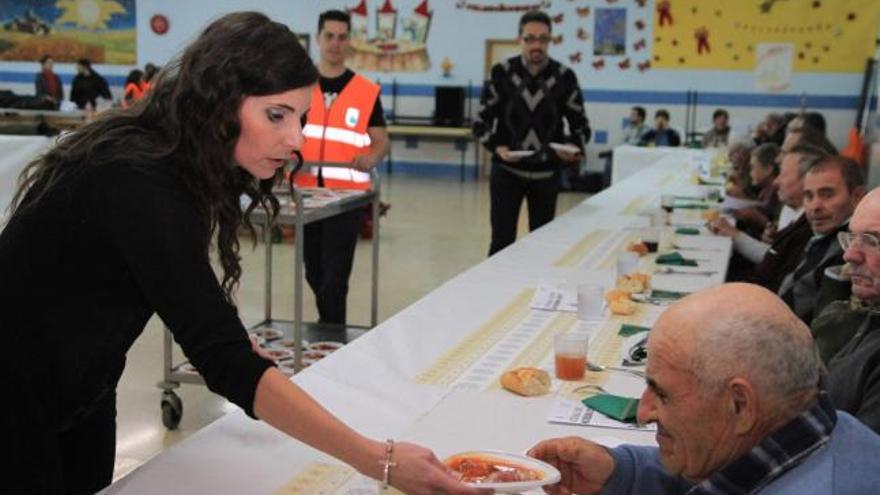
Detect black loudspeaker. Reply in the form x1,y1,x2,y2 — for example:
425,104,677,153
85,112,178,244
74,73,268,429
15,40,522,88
433,86,465,127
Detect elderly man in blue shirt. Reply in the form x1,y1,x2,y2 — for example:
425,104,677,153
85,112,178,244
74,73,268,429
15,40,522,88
529,283,880,494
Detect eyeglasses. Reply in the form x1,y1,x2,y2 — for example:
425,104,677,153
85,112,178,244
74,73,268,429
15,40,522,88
838,231,880,252
522,35,551,44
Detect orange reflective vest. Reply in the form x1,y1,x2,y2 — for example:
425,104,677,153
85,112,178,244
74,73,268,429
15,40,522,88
296,73,380,190
122,82,145,108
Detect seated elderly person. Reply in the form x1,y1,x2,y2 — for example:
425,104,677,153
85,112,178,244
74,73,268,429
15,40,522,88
528,283,880,494
787,111,828,136
779,155,866,324
712,144,827,291
724,141,753,199
730,143,781,237
701,108,731,148
753,112,787,147
782,120,837,156
819,188,880,433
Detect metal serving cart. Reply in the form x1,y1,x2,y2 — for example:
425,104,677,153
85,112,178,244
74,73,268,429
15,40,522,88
157,166,381,429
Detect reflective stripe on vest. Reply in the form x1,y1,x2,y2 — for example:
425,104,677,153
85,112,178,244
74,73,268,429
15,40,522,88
302,123,373,148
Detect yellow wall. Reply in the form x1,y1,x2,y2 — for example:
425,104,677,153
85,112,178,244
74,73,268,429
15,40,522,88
652,0,880,72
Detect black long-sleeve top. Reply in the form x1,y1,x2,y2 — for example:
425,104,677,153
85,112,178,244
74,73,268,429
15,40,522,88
0,159,272,431
474,56,590,172
70,72,112,109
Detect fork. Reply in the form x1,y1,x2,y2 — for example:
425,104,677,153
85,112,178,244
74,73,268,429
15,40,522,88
673,244,721,252
656,267,717,276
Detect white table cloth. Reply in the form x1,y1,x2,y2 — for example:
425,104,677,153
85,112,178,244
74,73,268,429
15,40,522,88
103,149,731,495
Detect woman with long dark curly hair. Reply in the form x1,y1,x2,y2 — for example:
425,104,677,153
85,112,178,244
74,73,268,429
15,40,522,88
1,12,482,495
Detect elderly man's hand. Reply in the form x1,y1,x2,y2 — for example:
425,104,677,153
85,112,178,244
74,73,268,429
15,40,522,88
709,218,739,238
527,437,615,495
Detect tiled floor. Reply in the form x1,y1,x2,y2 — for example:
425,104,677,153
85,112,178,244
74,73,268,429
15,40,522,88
112,174,589,481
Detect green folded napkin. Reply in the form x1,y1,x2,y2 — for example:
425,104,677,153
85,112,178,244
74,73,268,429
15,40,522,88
674,203,710,210
619,324,650,336
655,252,699,266
649,289,690,300
675,227,700,235
582,394,640,423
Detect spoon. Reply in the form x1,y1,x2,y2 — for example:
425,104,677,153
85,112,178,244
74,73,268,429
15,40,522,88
586,361,645,378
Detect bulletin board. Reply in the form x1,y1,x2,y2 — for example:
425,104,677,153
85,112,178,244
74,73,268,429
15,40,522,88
652,0,880,72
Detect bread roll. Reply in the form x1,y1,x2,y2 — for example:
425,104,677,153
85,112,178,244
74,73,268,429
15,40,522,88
610,298,637,316
500,367,551,396
605,289,632,304
615,272,651,294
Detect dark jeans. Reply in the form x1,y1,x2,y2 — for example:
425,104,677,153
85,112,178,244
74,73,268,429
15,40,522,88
8,390,117,495
303,209,363,325
489,164,559,256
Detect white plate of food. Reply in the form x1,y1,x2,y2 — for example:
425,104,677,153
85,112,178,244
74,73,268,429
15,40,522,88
549,142,580,154
250,327,283,341
263,347,294,362
507,149,536,158
270,338,310,351
308,341,344,353
444,450,560,492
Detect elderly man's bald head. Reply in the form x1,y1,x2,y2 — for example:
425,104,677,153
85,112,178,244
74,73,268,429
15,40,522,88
653,283,820,401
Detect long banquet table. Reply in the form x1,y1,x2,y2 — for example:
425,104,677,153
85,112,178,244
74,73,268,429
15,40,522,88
104,148,731,495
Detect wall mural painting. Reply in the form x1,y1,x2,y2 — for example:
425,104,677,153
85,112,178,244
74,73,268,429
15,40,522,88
348,0,433,72
0,0,135,64
652,0,880,73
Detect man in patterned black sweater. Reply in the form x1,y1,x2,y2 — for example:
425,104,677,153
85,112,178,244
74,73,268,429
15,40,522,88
474,10,590,256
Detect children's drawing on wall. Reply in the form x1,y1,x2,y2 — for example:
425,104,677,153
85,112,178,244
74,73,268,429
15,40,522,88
0,0,136,64
755,43,793,92
652,0,880,72
348,0,432,72
594,8,627,56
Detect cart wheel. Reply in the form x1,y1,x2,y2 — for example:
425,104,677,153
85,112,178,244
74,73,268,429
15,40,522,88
161,391,183,430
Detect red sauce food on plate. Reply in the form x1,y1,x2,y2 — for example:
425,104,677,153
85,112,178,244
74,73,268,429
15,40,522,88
445,455,543,484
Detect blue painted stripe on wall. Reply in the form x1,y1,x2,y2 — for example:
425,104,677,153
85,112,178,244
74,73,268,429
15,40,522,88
2,71,871,110
379,83,872,110
0,71,128,86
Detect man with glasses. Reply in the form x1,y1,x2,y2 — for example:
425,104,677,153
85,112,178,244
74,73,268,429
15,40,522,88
474,10,590,256
820,189,880,433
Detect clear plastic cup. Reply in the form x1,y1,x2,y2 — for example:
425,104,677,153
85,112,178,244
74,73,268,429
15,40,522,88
554,333,588,380
576,284,604,321
616,252,640,278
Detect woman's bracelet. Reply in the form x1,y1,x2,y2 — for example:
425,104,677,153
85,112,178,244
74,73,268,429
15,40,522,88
379,439,397,489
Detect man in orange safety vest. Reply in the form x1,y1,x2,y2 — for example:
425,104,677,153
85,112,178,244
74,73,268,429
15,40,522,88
297,9,389,329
